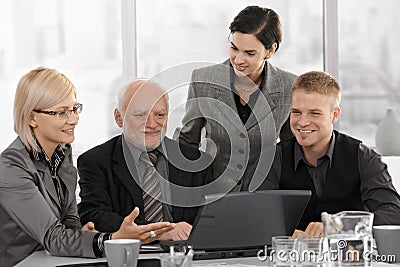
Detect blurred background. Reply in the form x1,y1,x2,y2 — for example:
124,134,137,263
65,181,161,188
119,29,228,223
1,0,399,158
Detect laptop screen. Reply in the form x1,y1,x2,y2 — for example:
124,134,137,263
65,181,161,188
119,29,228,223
187,190,311,251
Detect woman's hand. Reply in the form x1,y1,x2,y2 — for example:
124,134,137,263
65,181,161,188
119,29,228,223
112,207,175,244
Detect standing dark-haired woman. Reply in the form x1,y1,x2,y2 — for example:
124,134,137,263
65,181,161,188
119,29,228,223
0,67,174,267
178,6,297,192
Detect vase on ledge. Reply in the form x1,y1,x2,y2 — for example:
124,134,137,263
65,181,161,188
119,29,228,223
375,108,400,156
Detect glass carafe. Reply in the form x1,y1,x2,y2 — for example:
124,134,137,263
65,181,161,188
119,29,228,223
321,211,374,266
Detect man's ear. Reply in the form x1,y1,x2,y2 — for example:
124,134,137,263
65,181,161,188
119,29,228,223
28,112,38,128
114,108,123,128
332,106,341,124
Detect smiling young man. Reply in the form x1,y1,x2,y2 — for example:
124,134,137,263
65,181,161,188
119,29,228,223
259,70,400,237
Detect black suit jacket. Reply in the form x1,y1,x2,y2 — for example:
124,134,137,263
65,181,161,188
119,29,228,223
77,135,213,232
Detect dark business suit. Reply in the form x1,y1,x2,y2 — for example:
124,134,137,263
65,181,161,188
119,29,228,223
78,135,213,233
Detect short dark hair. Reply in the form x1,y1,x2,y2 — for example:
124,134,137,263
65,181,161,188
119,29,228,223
229,6,282,51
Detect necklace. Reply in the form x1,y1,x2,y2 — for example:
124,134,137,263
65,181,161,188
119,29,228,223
234,81,260,92
234,75,262,92
236,86,259,92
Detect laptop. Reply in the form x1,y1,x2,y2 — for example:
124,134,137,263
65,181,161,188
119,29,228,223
160,190,311,260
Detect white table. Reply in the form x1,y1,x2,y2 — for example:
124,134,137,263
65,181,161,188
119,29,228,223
14,250,268,267
15,157,400,267
15,250,399,267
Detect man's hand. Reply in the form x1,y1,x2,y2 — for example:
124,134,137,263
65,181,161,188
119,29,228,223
158,222,192,241
82,222,97,232
292,222,324,238
113,207,176,243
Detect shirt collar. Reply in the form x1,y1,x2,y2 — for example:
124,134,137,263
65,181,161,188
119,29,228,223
29,140,67,177
294,131,336,170
30,140,66,162
122,134,165,167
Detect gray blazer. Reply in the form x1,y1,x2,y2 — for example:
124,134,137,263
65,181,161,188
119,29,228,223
0,138,96,267
179,60,297,192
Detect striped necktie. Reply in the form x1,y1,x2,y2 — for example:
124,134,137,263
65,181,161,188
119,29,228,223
140,151,163,222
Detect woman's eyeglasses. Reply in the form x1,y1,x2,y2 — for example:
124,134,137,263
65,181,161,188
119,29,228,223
33,103,83,120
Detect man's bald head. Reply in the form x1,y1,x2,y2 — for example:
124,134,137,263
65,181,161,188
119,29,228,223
114,79,169,150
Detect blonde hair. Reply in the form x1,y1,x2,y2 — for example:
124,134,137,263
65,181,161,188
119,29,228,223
292,70,341,106
14,66,76,152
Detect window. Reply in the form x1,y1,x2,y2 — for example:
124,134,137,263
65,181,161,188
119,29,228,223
0,0,122,156
136,0,323,138
338,0,400,146
3,0,397,152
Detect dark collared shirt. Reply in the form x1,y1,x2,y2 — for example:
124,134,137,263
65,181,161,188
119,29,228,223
29,142,67,206
293,132,336,198
30,143,66,175
261,131,400,225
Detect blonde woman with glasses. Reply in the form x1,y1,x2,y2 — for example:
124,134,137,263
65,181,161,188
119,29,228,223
0,67,174,267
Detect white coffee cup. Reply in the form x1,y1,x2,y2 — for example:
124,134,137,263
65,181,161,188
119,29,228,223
105,239,141,267
373,225,400,263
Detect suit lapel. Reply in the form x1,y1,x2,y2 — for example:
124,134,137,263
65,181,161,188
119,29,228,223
245,61,278,130
162,138,190,221
58,150,78,211
210,60,282,132
34,160,61,210
208,62,246,132
112,136,145,212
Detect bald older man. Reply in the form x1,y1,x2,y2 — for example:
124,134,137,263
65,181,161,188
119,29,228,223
78,79,213,241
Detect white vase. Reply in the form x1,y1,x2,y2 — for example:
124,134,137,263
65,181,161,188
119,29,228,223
375,108,400,156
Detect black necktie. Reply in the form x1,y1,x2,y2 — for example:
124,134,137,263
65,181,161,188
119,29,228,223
140,151,163,222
